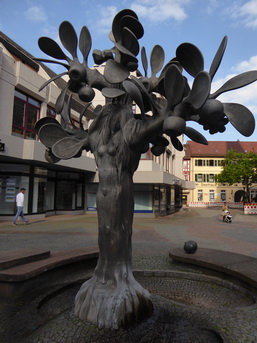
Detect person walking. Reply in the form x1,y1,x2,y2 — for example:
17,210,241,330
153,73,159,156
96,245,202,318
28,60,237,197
12,188,29,226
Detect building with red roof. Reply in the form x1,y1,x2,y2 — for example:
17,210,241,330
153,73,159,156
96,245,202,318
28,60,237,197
183,141,257,205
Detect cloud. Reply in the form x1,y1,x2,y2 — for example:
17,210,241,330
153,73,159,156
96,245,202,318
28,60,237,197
130,0,190,22
228,0,257,28
96,6,118,34
24,5,48,23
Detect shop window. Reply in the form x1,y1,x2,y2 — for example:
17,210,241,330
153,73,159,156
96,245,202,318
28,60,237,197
12,90,40,139
0,175,29,214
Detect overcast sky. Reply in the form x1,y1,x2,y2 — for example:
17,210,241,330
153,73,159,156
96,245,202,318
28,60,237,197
1,0,257,142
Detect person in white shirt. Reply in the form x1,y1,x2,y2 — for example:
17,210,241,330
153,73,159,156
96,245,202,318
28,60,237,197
12,188,29,226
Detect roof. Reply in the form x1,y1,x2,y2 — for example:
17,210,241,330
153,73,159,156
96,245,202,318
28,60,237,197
184,141,257,158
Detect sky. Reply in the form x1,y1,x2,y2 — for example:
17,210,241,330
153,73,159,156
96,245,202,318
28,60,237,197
1,0,257,142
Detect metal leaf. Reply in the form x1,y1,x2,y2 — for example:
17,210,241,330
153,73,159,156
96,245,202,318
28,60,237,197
102,87,126,98
120,15,144,39
79,26,92,65
209,36,227,80
52,137,87,159
122,27,139,56
112,9,138,42
104,59,129,83
150,45,165,76
55,85,69,114
184,127,208,145
130,75,158,115
123,80,145,115
186,71,211,109
211,71,257,99
35,117,60,134
170,136,184,151
176,43,204,77
38,37,69,61
164,65,185,110
79,103,92,129
38,124,69,148
223,103,255,137
141,47,148,76
59,21,78,59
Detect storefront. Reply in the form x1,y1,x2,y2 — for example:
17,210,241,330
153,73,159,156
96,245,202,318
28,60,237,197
86,183,182,217
0,162,93,218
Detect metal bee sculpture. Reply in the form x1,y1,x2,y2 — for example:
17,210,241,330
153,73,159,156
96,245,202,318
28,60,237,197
35,9,256,329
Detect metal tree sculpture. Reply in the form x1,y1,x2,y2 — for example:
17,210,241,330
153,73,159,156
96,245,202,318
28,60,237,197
35,9,256,329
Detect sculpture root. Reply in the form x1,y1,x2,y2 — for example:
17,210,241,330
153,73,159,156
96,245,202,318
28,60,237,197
75,275,153,329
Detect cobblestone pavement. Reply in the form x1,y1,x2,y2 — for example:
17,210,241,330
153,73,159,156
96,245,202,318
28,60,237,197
0,208,257,342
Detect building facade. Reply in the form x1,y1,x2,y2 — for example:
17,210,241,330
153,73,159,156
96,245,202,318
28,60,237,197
183,141,257,205
0,32,188,220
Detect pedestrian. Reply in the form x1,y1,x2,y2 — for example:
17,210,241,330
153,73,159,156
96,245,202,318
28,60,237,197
12,188,29,226
221,202,228,222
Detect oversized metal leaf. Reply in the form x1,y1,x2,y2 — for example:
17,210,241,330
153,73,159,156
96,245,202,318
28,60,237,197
38,124,69,148
59,21,78,59
35,117,60,134
209,36,227,80
104,59,129,83
112,9,138,42
223,103,255,137
122,80,145,115
122,27,139,56
170,136,184,151
141,47,148,76
150,45,165,76
186,71,211,109
120,15,144,40
38,37,69,61
211,71,257,98
164,65,185,110
101,88,126,98
176,43,204,77
79,26,92,65
52,136,87,159
55,85,69,114
184,127,208,145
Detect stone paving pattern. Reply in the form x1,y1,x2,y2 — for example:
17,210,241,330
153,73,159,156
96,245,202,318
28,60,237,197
0,207,257,342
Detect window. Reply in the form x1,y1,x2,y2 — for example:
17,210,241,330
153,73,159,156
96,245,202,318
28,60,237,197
195,159,203,166
12,90,40,139
209,190,215,201
195,174,203,182
221,190,226,201
208,174,215,182
47,106,56,118
198,190,203,201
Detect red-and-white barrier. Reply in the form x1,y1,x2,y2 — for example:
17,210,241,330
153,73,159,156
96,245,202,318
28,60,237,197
188,202,244,209
244,203,257,215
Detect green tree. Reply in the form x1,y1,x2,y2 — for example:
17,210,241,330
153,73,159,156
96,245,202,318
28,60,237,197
216,150,257,201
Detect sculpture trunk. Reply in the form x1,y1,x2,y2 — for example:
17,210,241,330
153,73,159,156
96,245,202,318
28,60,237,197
75,107,153,328
95,169,134,284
